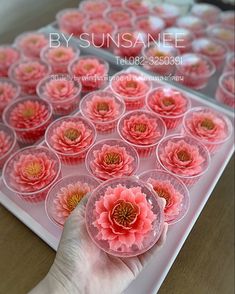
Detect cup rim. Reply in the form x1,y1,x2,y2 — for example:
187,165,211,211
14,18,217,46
2,145,62,196
2,96,53,132
0,77,21,101
218,71,235,99
156,134,211,179
117,109,167,148
0,123,17,162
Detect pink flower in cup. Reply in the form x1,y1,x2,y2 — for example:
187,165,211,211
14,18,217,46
8,100,50,130
147,87,188,116
0,131,12,158
93,184,156,250
91,144,135,180
0,46,20,77
159,140,205,176
16,32,48,59
80,0,110,19
185,110,228,143
122,113,161,145
0,80,20,116
105,8,134,28
50,120,93,153
124,0,149,16
70,57,108,91
53,181,93,223
224,76,235,94
85,94,119,122
11,152,57,192
148,178,183,222
111,72,150,98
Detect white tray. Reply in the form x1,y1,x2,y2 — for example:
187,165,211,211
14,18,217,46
0,35,234,293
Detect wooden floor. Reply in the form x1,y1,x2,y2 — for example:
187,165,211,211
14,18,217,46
0,1,234,293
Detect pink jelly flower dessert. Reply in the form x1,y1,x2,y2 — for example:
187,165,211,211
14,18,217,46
113,30,147,58
148,178,183,223
136,16,165,40
10,151,57,193
220,11,235,27
153,3,180,27
191,3,221,24
90,144,135,180
50,120,94,154
224,76,235,94
122,113,161,145
9,60,50,94
216,72,235,109
83,19,115,48
53,181,92,223
0,46,21,77
207,25,234,51
69,57,109,92
15,32,48,59
159,139,206,176
0,79,20,117
123,0,149,16
80,0,110,19
105,8,134,28
176,15,206,38
224,53,235,73
0,130,12,158
56,9,88,36
41,46,78,73
93,184,156,251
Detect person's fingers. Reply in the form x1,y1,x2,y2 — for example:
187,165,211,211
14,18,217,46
138,223,168,267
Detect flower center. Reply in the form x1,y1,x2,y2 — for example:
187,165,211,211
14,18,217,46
97,102,109,112
162,97,175,106
134,123,147,133
84,63,94,71
67,192,85,211
55,50,66,58
25,162,42,178
104,152,121,165
124,33,133,41
28,37,40,45
177,150,191,162
126,80,137,88
111,200,138,228
154,187,170,206
206,45,218,53
56,82,66,92
24,65,34,73
201,118,215,130
0,52,6,60
154,51,166,58
64,128,80,141
22,107,35,118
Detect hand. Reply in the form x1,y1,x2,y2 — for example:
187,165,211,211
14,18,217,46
30,197,168,294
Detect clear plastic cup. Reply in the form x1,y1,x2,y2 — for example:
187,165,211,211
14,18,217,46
117,110,167,157
152,3,180,27
216,72,235,109
0,123,19,169
3,96,53,145
223,53,235,73
175,53,216,90
0,78,21,118
112,28,147,58
40,44,80,74
207,24,234,51
8,59,51,95
0,45,21,78
123,0,150,17
80,90,125,134
183,107,233,154
104,8,135,29
176,15,207,38
110,70,152,110
2,146,61,203
79,0,110,19
164,0,193,15
82,19,116,48
191,3,221,24
45,115,97,165
192,38,229,70
146,87,191,130
161,27,195,54
68,55,109,93
219,11,235,27
85,176,164,257
14,31,48,59
45,174,100,227
85,138,139,181
156,134,210,187
135,16,165,41
139,169,190,225
56,9,88,36
36,74,82,116
142,42,179,76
